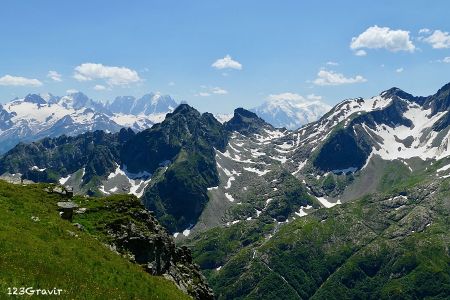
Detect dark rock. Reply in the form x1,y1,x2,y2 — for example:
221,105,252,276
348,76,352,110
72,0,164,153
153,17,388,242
57,201,78,221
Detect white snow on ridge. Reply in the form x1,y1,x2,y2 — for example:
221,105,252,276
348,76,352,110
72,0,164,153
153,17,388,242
225,176,235,189
366,107,449,160
99,185,110,195
437,164,450,173
316,196,341,208
59,174,71,185
243,167,270,176
30,166,46,172
292,160,307,175
105,164,152,198
295,205,312,217
225,193,235,202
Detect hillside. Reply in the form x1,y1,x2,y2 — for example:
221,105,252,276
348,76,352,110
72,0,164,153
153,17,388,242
186,165,450,299
0,180,210,299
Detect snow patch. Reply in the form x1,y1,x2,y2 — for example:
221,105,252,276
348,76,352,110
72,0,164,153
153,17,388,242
316,197,341,208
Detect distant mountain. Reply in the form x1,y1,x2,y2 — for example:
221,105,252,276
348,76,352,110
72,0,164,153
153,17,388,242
107,93,177,115
251,96,331,129
0,91,178,154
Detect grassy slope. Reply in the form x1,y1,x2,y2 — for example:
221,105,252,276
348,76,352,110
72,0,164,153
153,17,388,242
0,181,189,300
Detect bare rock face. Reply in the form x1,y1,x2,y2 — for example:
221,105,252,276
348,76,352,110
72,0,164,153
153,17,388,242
110,209,214,299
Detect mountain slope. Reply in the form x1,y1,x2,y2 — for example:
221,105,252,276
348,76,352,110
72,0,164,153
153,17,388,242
188,169,450,299
0,180,194,299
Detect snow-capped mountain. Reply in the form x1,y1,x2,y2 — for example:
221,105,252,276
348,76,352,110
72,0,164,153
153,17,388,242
251,96,331,129
107,93,177,115
0,91,178,154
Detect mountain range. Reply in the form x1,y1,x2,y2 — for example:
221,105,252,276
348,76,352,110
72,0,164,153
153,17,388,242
0,91,333,155
1,83,449,299
0,91,177,154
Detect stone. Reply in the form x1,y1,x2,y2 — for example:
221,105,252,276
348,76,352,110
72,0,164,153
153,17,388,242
57,201,78,221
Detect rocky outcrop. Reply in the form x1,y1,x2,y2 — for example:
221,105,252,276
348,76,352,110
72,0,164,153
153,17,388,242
70,194,214,300
108,209,214,299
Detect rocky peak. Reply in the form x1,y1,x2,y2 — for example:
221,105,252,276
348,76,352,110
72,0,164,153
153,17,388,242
381,87,425,105
423,81,450,114
24,94,47,105
225,107,273,135
168,103,201,119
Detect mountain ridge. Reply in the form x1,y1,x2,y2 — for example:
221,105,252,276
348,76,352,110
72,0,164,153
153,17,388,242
0,91,179,154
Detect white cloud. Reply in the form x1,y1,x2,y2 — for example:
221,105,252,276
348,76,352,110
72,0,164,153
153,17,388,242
93,84,106,91
66,89,78,94
421,30,450,49
211,87,228,95
355,49,367,56
0,75,42,87
326,61,339,66
73,63,141,86
168,81,175,86
396,67,404,73
350,25,415,53
47,70,62,82
211,55,242,70
419,28,430,34
313,70,367,86
443,57,450,63
196,86,228,97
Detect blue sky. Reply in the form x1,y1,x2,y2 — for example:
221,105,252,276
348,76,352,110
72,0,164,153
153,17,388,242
1,0,449,113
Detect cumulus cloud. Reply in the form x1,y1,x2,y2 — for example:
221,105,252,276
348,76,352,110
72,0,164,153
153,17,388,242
396,67,404,73
350,25,415,53
443,57,450,63
421,30,450,49
0,75,42,87
326,61,339,66
66,89,79,94
313,70,367,86
211,55,242,70
197,92,211,97
47,70,62,82
419,28,431,34
73,63,141,86
93,84,106,91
